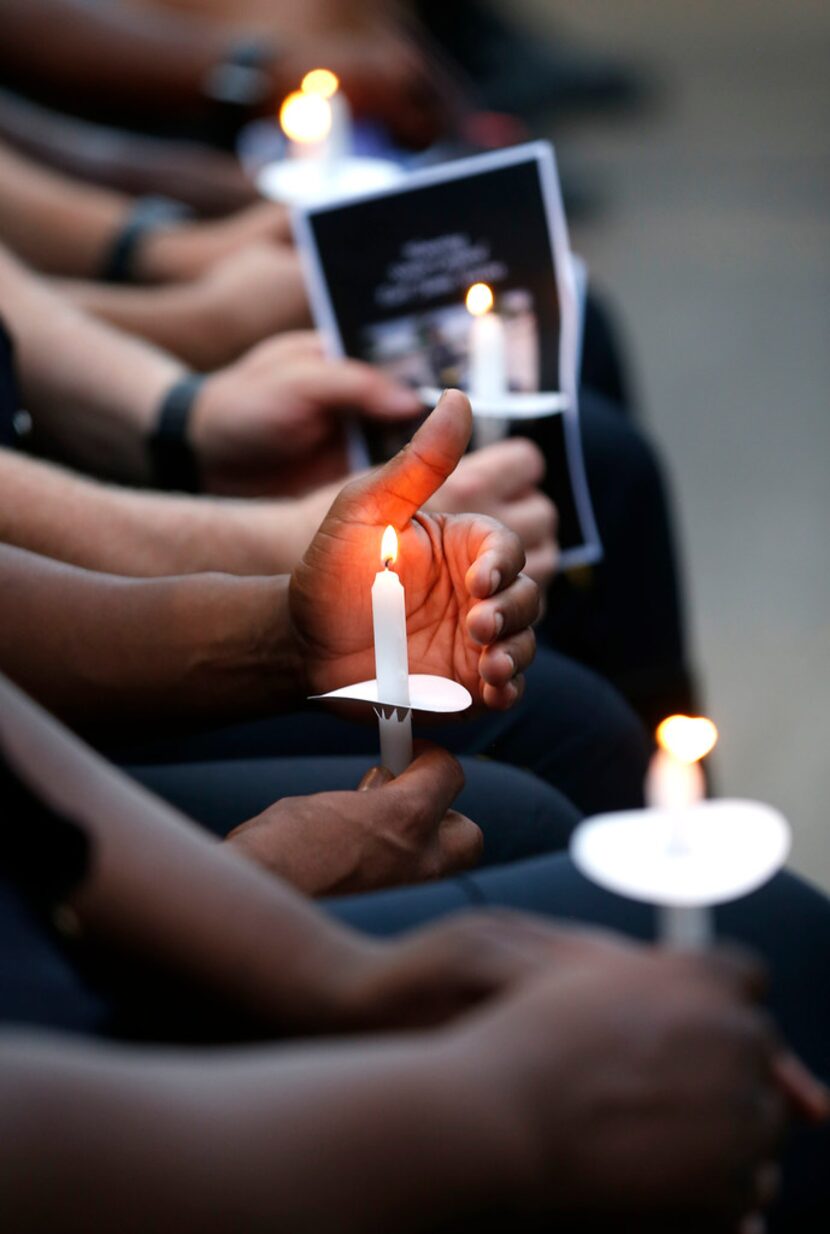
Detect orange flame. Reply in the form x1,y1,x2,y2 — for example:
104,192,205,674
279,89,332,144
301,68,340,99
381,525,398,567
465,282,494,317
656,715,718,765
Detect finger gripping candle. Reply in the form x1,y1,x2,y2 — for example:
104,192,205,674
371,526,413,774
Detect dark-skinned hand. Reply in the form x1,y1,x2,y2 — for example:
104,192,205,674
290,389,539,710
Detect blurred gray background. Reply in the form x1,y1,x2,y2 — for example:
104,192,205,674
512,0,830,888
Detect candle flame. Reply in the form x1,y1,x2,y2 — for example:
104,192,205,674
279,89,333,144
381,524,398,567
301,68,340,99
656,715,718,765
465,282,494,317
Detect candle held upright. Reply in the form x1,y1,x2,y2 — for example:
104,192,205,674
466,283,509,449
371,525,413,775
647,714,718,947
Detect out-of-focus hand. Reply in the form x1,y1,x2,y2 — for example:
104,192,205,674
194,244,311,366
191,332,422,494
290,390,540,710
226,743,481,895
447,937,828,1227
429,438,559,590
135,202,293,283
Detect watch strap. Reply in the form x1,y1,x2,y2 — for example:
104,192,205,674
148,374,205,493
101,196,193,285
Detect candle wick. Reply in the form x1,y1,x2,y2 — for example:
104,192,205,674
383,559,394,570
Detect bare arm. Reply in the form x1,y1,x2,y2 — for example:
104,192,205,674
0,88,260,216
0,1031,512,1234
0,0,232,119
0,544,303,730
0,447,324,576
0,245,183,480
0,139,128,278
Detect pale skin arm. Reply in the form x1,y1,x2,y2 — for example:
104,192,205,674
56,243,311,370
0,247,420,486
0,137,294,291
0,447,319,577
0,245,184,481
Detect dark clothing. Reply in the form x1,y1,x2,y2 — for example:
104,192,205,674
119,644,651,830
0,318,20,447
544,392,696,730
0,750,110,1035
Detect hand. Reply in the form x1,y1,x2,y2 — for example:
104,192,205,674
136,202,293,283
226,743,482,895
429,438,559,589
194,244,312,367
290,390,540,710
190,332,423,495
448,937,828,1226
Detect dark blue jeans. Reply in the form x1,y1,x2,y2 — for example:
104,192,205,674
124,643,650,838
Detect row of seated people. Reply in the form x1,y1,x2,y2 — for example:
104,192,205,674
0,3,828,1230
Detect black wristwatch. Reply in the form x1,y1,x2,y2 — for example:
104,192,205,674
202,37,277,109
101,196,193,285
148,375,205,493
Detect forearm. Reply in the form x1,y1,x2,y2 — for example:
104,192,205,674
0,449,316,576
0,1032,519,1234
0,141,130,278
57,278,229,370
0,247,184,480
0,544,304,730
0,0,230,117
0,672,367,1031
0,89,258,216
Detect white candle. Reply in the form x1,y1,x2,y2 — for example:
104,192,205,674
466,283,509,449
647,715,718,949
371,525,413,775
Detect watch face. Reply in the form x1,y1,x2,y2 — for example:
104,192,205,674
204,61,272,108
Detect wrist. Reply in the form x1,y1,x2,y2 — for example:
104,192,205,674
148,374,205,493
102,197,194,284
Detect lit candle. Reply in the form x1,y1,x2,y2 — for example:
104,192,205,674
646,714,719,948
465,282,509,449
279,86,333,165
301,68,352,168
261,68,399,205
371,525,413,775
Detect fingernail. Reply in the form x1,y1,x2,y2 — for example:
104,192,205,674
493,612,504,638
490,568,501,595
358,765,392,791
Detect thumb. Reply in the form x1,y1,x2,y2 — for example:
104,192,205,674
358,764,395,791
334,389,472,528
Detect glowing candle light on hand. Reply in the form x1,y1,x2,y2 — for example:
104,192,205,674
371,525,413,775
466,282,509,449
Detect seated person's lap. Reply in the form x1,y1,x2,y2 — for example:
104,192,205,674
128,754,582,869
119,644,650,819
